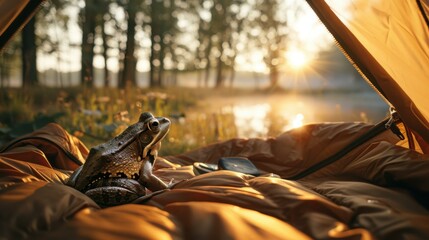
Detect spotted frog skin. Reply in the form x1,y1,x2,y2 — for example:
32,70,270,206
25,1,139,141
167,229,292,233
67,112,170,207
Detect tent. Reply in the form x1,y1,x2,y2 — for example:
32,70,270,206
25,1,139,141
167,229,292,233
1,0,429,239
307,0,429,152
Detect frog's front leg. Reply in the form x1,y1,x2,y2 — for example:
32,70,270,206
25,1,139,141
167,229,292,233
139,159,169,192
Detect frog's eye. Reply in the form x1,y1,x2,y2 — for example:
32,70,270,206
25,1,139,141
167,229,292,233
148,118,160,132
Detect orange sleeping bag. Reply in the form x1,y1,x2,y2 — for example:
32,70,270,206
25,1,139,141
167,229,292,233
1,123,429,239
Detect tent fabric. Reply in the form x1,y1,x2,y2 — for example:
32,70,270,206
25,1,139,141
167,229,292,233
1,123,429,239
0,0,44,49
306,0,429,146
0,0,30,36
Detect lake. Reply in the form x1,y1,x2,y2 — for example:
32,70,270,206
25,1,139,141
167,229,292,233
194,90,388,138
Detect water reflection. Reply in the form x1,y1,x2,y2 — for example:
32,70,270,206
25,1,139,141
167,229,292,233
226,104,271,137
227,104,308,138
214,92,388,138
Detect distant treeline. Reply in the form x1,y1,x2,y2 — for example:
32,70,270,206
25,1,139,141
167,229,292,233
0,0,355,89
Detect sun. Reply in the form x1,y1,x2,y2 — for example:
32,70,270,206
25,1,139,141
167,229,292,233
285,49,309,70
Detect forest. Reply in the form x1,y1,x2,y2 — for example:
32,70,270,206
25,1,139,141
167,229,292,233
2,0,347,89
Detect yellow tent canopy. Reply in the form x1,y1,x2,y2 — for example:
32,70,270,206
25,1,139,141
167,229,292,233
307,0,429,147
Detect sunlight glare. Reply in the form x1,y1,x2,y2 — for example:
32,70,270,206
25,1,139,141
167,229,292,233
286,49,308,70
229,104,270,137
291,113,304,129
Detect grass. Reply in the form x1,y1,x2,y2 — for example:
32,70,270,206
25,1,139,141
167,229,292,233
0,87,257,156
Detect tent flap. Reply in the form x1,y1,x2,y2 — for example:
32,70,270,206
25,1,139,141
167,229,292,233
306,0,429,145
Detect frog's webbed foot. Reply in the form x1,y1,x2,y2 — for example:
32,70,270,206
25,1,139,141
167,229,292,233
142,173,169,192
167,178,175,187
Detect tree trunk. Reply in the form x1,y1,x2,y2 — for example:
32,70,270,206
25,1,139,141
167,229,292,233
81,1,96,88
101,16,110,87
149,31,158,87
214,33,225,88
149,1,163,88
203,39,212,87
21,17,38,89
228,46,237,88
204,59,211,87
197,69,202,88
157,40,166,87
119,5,137,89
215,57,224,88
229,66,235,88
172,69,178,86
269,66,279,89
0,56,10,87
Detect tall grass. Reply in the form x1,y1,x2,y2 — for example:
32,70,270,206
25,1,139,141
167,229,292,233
0,87,243,156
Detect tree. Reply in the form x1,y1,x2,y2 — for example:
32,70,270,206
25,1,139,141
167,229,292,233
250,0,298,89
211,1,228,88
161,0,190,87
95,1,114,87
80,0,97,88
0,39,20,87
118,0,138,89
21,18,38,88
148,0,183,88
255,0,287,89
213,0,245,88
34,0,72,87
192,0,246,88
80,0,117,88
192,3,213,87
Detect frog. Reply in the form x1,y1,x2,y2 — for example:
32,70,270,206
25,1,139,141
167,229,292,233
66,112,171,207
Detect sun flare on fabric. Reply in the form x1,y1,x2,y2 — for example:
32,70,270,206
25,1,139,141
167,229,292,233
292,113,304,129
285,49,310,70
